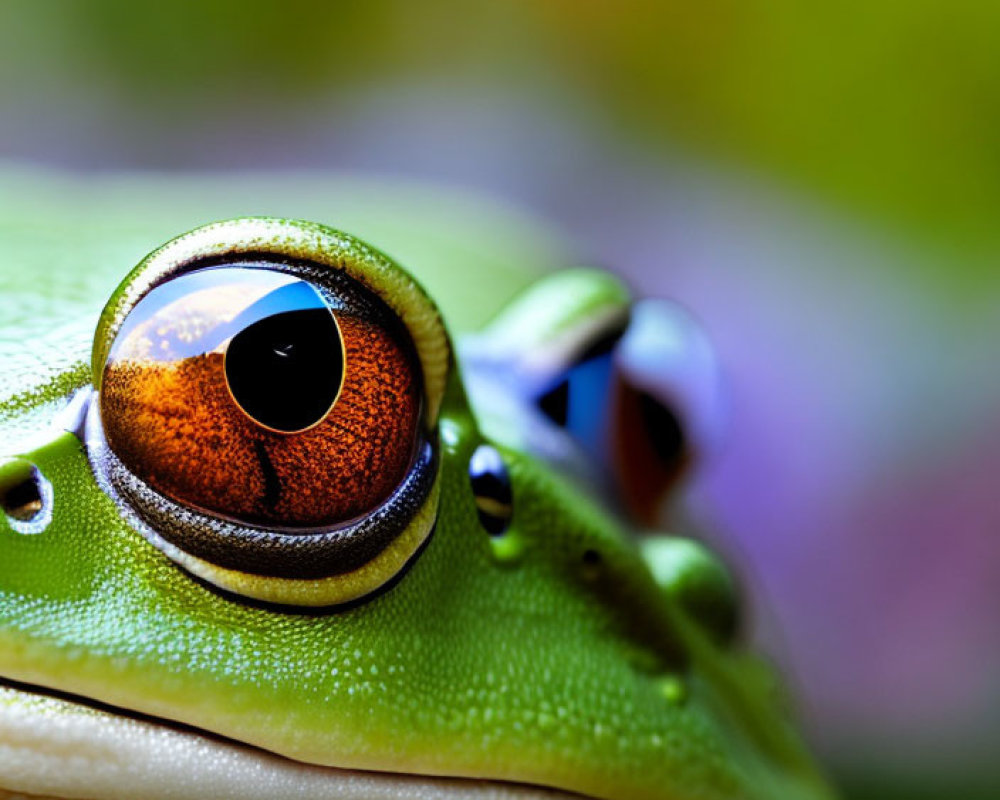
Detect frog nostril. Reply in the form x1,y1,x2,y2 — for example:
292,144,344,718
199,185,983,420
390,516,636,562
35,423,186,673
0,459,53,534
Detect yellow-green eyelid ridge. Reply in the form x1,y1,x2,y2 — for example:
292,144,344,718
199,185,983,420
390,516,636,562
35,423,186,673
162,474,440,607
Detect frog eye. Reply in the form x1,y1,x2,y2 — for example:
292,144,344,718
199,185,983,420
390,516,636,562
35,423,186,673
89,218,449,607
467,270,723,526
536,298,725,524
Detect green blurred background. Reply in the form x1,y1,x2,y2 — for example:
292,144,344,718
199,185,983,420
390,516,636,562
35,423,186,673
2,2,999,797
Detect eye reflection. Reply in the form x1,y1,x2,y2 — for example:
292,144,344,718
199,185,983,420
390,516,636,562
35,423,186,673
100,266,421,528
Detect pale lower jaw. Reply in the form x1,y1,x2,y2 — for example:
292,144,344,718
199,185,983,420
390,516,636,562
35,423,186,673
0,684,572,800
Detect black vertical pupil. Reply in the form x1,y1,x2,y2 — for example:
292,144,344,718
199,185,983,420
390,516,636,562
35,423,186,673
225,309,343,433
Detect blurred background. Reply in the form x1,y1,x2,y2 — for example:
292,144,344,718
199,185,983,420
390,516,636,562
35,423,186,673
2,2,998,797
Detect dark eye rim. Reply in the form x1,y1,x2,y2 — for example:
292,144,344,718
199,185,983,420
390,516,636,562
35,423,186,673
89,429,438,580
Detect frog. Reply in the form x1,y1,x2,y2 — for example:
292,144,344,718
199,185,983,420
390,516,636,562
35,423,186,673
0,200,836,799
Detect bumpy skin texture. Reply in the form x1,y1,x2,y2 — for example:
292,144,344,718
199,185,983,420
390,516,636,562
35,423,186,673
0,187,835,800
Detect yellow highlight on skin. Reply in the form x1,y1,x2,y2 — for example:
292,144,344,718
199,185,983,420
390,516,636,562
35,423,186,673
165,478,440,607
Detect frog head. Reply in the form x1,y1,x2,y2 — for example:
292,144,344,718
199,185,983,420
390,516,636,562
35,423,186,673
0,218,834,800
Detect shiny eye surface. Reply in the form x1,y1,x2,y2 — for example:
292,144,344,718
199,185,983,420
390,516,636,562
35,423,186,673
100,265,421,529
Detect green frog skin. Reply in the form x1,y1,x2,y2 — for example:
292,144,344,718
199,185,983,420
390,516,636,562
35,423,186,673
0,213,835,800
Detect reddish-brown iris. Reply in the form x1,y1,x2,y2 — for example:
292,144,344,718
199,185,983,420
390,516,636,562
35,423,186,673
100,267,421,528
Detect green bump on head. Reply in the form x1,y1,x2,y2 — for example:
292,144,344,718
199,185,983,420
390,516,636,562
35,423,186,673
642,536,740,646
